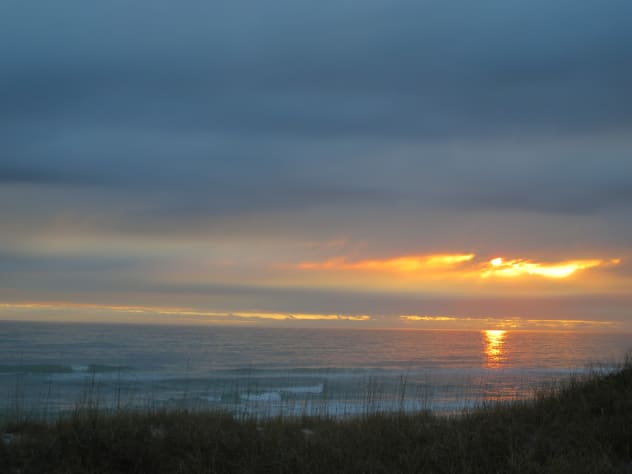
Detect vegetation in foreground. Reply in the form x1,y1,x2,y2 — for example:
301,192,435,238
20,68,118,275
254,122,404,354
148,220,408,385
1,363,631,473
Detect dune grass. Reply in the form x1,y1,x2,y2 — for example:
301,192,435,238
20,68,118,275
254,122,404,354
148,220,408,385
1,361,631,473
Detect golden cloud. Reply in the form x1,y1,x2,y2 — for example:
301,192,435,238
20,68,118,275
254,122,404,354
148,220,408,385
296,252,620,280
297,253,475,272
400,315,459,322
232,312,371,321
400,314,616,330
0,302,371,323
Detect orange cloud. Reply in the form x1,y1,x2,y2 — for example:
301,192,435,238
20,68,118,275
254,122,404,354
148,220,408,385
297,253,475,272
296,252,620,281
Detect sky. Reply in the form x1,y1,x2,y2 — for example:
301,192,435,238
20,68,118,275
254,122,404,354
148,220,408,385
1,0,631,330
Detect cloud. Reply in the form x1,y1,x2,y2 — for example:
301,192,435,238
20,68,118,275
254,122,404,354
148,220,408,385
0,249,145,278
0,162,110,187
437,155,632,215
1,0,631,139
399,315,616,331
297,254,474,271
0,302,371,325
296,253,620,279
1,296,628,329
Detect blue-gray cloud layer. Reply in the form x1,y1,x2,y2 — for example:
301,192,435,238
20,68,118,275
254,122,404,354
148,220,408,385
2,0,632,219
3,0,631,135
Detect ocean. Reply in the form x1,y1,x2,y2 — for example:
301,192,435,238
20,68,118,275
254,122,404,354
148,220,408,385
1,321,630,419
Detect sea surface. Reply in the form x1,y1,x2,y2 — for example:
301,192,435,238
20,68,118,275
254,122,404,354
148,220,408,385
1,321,630,419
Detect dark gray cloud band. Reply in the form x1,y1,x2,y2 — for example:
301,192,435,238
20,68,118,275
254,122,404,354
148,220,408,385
2,1,632,137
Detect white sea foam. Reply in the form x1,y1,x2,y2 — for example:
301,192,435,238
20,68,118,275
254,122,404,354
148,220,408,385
241,391,282,402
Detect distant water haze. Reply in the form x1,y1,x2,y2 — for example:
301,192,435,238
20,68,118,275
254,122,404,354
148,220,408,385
1,322,629,419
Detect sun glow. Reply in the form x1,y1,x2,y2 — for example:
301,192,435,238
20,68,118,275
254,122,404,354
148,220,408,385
399,315,615,330
481,257,618,279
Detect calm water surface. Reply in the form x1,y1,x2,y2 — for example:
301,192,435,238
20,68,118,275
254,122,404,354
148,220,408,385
1,322,630,418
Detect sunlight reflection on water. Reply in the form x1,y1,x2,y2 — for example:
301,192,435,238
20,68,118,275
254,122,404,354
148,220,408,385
483,330,507,368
